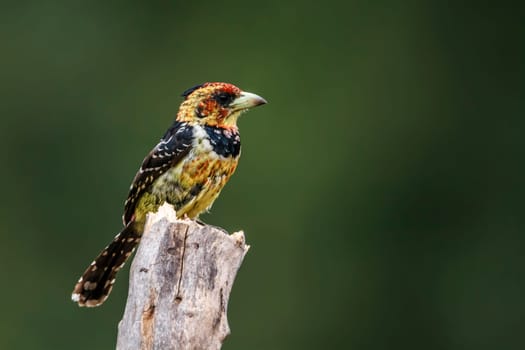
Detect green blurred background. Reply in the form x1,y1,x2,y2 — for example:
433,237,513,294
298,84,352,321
1,1,524,349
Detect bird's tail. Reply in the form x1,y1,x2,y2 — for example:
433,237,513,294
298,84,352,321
71,222,141,307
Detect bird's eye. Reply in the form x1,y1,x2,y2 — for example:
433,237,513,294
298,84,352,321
214,92,234,107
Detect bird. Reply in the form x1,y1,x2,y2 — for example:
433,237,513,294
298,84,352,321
71,82,266,307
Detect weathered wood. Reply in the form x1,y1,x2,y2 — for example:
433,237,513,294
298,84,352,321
116,203,249,350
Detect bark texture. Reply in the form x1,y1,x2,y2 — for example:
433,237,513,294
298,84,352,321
117,203,249,350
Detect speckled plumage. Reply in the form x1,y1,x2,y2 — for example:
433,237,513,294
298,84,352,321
128,123,241,225
72,82,266,307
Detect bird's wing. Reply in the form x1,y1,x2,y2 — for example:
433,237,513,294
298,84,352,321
123,122,193,225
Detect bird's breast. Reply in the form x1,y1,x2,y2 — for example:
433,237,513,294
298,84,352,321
149,124,240,218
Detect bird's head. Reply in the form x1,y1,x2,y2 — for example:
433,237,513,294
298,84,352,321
176,82,267,129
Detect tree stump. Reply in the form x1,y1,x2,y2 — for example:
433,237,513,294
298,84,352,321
116,203,249,350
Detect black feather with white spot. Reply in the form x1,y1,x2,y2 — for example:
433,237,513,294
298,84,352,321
123,122,194,225
71,223,141,307
203,125,241,158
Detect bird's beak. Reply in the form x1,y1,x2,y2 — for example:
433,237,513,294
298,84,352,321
230,92,267,111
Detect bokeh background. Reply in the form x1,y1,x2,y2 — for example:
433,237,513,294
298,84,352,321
1,1,524,349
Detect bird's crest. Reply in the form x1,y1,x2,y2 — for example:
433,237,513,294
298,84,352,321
181,83,206,99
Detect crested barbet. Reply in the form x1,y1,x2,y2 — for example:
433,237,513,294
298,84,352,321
72,82,267,307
